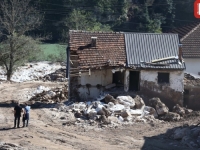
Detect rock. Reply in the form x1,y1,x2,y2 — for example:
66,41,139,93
108,116,119,123
173,104,185,116
143,106,158,118
129,109,143,116
149,97,169,116
88,110,97,120
109,104,125,113
104,94,118,104
184,108,193,114
173,128,191,140
160,112,180,121
134,95,145,109
117,96,135,109
121,110,131,118
100,115,111,124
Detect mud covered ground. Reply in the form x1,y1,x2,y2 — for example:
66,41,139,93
0,81,199,150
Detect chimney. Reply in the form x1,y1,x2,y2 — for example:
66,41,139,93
178,44,183,63
91,37,97,47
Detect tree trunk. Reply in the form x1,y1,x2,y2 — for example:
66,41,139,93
7,70,12,81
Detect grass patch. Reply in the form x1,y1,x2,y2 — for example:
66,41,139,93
29,44,67,62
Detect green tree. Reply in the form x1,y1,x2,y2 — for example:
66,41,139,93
0,0,42,80
66,9,111,31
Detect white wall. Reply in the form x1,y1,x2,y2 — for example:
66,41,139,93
78,69,113,100
184,58,200,76
140,70,184,92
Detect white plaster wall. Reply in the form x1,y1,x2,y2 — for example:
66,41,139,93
80,69,112,86
140,70,184,92
184,58,200,76
78,69,113,100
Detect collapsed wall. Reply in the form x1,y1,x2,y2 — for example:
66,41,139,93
184,73,200,110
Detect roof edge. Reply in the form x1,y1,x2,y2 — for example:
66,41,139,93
69,30,124,34
181,23,200,41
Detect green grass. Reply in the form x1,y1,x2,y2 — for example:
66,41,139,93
30,43,67,62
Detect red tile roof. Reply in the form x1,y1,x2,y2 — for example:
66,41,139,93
168,22,200,58
69,31,126,69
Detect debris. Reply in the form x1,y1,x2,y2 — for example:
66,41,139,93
173,104,185,116
160,112,180,121
117,95,135,109
134,95,145,109
149,97,169,115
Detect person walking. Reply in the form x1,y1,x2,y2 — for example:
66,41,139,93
14,102,23,128
23,103,30,127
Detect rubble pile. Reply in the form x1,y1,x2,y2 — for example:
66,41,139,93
0,61,62,82
53,95,164,128
184,73,200,86
149,98,193,121
42,68,67,82
29,84,68,103
167,125,200,149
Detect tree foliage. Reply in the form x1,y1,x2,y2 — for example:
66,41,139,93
0,0,42,80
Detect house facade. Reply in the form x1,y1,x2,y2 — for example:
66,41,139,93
170,22,200,76
68,31,185,109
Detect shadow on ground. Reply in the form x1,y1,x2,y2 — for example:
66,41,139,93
141,124,200,150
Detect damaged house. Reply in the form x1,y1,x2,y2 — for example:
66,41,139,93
67,31,186,109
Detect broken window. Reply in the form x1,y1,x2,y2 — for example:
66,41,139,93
158,72,169,84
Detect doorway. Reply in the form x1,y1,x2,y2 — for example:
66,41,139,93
129,71,140,91
113,71,124,86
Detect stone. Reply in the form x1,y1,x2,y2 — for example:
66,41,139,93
108,116,119,123
100,115,111,124
134,95,145,109
143,106,158,118
88,110,97,120
160,112,180,121
173,104,185,116
117,96,135,109
149,97,161,107
149,97,169,116
121,110,131,118
104,94,118,104
184,108,193,114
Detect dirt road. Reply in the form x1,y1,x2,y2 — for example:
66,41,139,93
0,82,196,150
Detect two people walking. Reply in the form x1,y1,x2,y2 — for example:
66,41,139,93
14,102,30,128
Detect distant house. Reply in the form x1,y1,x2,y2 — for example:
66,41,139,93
169,22,200,76
67,31,185,108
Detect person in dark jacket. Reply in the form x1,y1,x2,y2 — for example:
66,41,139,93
23,103,30,127
14,102,23,128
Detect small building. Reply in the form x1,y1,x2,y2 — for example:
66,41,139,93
169,22,200,76
67,31,126,101
67,31,186,109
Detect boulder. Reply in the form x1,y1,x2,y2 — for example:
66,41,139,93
184,108,193,114
104,94,118,104
134,95,145,109
117,96,135,109
173,104,185,116
143,106,158,118
160,112,180,121
100,115,111,124
121,110,131,118
149,97,169,116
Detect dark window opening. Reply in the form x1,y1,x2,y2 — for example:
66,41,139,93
158,72,169,84
113,71,124,86
129,71,140,91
